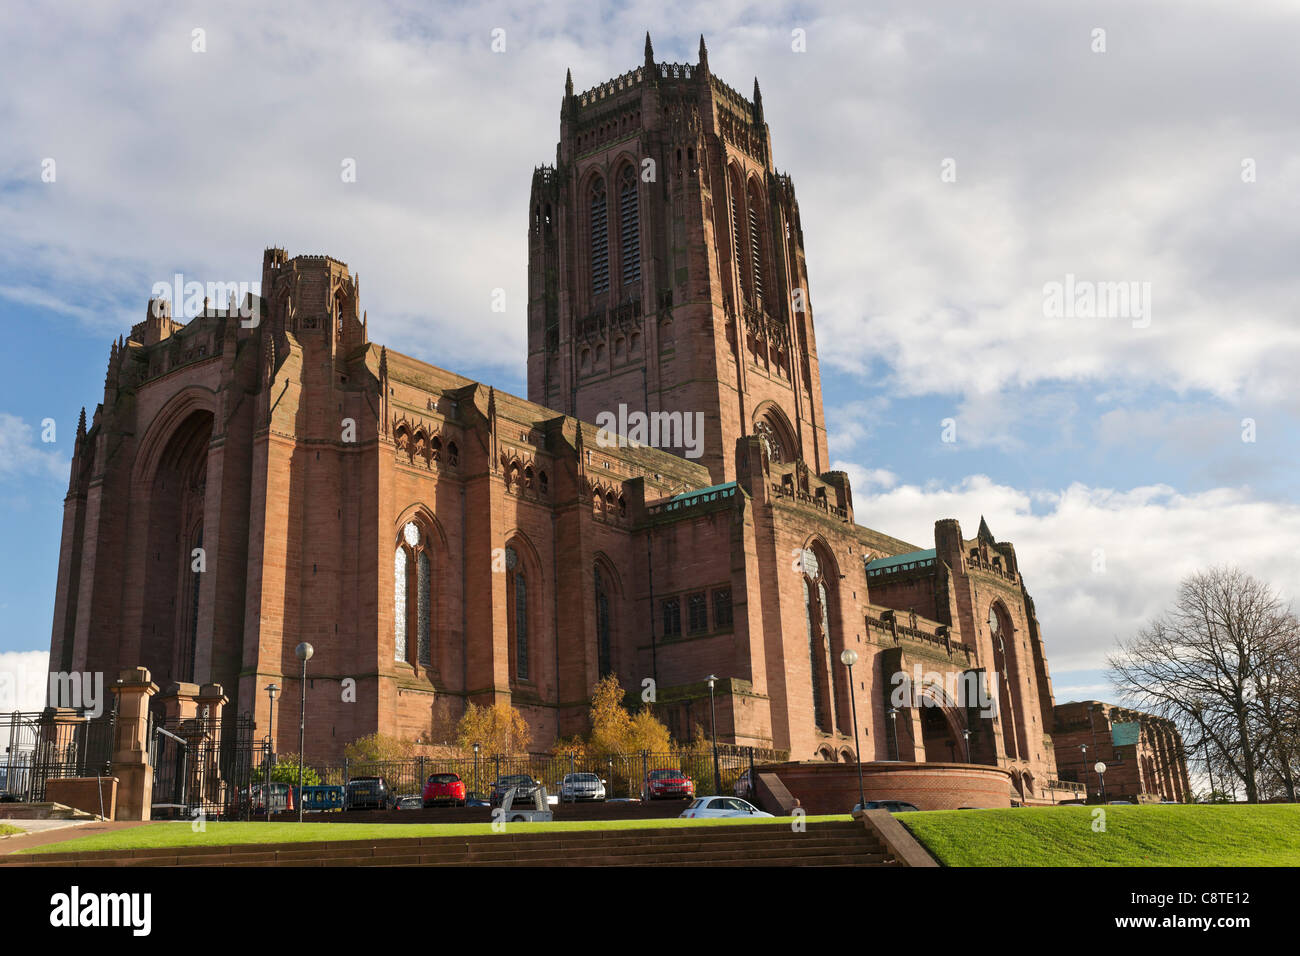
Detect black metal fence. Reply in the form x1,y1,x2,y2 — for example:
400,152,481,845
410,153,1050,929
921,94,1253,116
0,711,115,803
315,745,785,801
148,711,257,820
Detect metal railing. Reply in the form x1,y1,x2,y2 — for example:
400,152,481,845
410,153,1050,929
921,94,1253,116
0,711,115,803
313,747,782,802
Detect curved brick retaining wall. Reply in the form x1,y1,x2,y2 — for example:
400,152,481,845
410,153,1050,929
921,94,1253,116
759,761,1012,813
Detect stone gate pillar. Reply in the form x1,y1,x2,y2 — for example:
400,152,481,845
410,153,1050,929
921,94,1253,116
109,666,159,821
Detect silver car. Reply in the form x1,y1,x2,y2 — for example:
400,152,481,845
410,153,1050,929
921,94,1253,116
558,772,607,802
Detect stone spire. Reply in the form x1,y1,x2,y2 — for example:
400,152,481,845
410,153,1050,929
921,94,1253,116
753,77,763,120
644,31,654,69
565,67,573,97
698,34,709,72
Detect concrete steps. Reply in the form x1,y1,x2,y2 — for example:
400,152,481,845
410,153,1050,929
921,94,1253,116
9,820,897,867
0,802,99,821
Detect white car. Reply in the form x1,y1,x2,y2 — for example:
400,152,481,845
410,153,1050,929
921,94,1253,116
680,796,773,819
558,772,607,802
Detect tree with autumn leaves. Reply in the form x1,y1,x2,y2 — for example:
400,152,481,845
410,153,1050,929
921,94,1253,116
552,674,673,757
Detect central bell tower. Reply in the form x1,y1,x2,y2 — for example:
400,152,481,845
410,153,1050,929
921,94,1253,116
527,34,829,484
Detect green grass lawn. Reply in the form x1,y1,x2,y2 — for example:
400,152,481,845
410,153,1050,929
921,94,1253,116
18,814,849,855
0,824,23,838
900,804,1300,866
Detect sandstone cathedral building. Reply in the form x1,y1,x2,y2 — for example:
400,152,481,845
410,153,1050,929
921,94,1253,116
49,37,1091,805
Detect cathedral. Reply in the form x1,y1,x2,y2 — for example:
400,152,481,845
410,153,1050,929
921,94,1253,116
47,37,1066,803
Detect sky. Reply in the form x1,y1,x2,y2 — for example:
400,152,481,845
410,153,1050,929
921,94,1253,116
1,0,1298,712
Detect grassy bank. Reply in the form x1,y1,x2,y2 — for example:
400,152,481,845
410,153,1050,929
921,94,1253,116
900,804,1300,866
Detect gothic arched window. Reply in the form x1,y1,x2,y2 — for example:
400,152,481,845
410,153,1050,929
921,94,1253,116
747,182,766,303
595,565,612,676
591,177,609,295
729,171,747,299
800,548,835,734
506,546,529,682
619,165,641,286
395,521,433,666
989,602,1026,760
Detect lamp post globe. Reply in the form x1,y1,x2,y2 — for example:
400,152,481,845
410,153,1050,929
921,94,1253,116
1094,761,1108,802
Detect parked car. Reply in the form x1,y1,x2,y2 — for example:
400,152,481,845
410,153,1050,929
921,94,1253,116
464,791,491,808
393,794,423,810
1107,800,1134,805
299,784,345,812
423,772,467,807
681,796,772,819
247,782,294,813
642,768,694,801
490,774,541,807
558,772,607,802
344,775,390,810
853,800,920,814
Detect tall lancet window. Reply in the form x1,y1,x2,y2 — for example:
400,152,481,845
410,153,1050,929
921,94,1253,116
748,187,765,302
730,188,744,295
619,165,641,286
591,178,609,295
395,521,432,666
182,526,202,683
394,546,408,663
595,565,612,676
506,546,528,681
417,551,431,666
800,548,834,734
802,577,826,731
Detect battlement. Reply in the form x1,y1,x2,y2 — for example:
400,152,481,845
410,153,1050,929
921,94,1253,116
576,66,648,108
709,74,755,114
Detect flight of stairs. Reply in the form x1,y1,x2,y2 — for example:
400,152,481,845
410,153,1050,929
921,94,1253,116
8,819,899,867
0,802,99,821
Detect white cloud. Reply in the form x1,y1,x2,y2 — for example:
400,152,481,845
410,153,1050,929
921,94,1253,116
850,472,1300,675
0,413,68,484
0,650,50,711
2,1,1297,400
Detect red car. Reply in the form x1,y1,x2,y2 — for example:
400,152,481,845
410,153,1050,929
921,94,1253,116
423,772,467,807
642,768,695,801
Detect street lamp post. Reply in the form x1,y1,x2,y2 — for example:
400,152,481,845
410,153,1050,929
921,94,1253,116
264,682,279,821
706,676,722,795
473,742,480,797
962,728,971,763
1079,743,1091,801
294,643,313,824
840,649,866,812
1095,761,1108,803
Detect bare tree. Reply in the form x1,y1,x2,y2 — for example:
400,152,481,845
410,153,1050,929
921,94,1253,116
1108,566,1300,803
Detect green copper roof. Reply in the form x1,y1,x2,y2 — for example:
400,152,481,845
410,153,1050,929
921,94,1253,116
864,548,936,572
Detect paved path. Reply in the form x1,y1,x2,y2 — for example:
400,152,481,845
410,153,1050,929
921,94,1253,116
0,820,149,855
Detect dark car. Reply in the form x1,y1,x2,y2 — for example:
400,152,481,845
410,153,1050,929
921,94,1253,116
344,775,390,810
853,800,921,814
490,774,540,807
